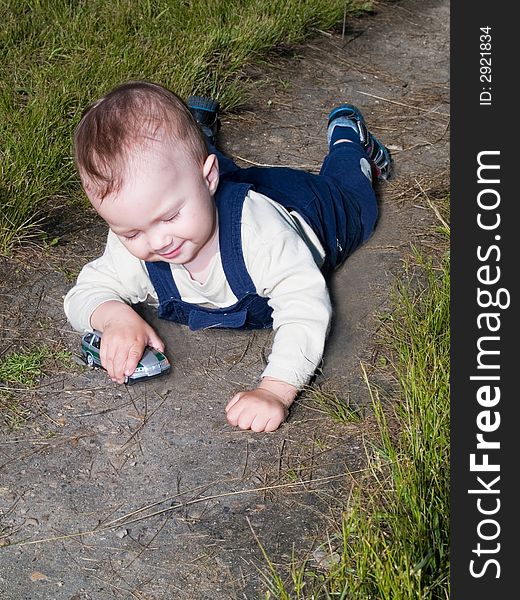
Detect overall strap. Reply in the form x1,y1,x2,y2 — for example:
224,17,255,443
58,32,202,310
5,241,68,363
145,260,181,303
215,180,256,299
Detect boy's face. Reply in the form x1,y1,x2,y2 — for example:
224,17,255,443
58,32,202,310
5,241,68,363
87,141,219,269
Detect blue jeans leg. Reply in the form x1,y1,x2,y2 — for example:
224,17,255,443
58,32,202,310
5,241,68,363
319,141,378,242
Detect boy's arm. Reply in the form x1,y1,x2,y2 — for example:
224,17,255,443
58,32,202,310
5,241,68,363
245,195,332,387
64,230,163,382
226,193,332,432
64,230,155,332
224,245,329,432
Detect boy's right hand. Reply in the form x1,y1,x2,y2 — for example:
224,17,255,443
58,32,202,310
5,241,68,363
90,301,165,384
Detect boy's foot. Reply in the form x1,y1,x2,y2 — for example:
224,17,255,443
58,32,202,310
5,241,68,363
187,96,220,145
327,104,392,181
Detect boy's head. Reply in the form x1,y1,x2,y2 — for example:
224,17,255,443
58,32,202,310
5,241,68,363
75,81,220,269
74,80,208,200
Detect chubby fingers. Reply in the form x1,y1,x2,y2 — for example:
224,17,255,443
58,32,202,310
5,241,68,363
101,338,145,384
147,330,165,353
225,392,242,413
124,343,145,378
225,391,288,433
226,399,265,431
225,392,249,427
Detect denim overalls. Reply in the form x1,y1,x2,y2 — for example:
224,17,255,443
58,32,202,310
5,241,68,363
145,141,377,331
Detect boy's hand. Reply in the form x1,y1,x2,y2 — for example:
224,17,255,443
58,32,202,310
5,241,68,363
90,301,164,384
225,378,298,433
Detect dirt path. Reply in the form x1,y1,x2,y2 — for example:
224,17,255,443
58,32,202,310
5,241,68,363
0,1,449,598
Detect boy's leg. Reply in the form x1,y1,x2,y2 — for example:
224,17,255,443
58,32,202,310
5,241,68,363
187,95,240,177
326,104,392,181
186,96,220,144
319,140,378,245
187,95,389,268
319,104,392,244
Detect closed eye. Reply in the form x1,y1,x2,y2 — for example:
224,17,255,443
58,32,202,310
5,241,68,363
121,231,141,240
163,212,179,223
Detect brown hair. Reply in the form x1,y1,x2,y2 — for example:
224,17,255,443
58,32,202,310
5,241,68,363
74,80,208,199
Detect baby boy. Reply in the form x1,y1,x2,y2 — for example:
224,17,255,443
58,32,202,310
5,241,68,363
64,80,391,432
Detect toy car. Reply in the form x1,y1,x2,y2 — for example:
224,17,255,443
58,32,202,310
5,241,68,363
81,330,171,384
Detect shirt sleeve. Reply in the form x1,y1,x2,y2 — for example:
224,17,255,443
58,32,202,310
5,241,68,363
63,229,157,332
242,191,332,388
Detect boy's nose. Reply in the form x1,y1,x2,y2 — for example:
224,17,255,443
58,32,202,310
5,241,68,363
149,228,173,253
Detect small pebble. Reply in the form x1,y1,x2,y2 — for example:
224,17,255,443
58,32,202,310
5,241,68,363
115,529,129,538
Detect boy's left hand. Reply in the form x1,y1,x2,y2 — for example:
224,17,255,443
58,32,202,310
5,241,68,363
225,378,298,433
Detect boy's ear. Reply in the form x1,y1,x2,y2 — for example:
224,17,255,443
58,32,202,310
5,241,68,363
202,153,219,195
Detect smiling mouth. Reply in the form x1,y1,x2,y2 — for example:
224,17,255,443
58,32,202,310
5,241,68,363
159,242,184,259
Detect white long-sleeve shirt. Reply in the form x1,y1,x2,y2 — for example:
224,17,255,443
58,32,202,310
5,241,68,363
64,190,332,388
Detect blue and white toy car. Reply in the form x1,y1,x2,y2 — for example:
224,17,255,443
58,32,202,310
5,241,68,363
81,330,171,384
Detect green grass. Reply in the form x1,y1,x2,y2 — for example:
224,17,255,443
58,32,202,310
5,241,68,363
0,0,372,254
0,347,46,430
0,345,75,430
261,248,450,599
306,385,364,424
0,348,47,387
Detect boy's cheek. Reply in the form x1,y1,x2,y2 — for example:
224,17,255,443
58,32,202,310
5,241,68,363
119,240,150,261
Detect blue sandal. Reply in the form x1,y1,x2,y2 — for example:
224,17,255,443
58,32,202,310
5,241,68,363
327,104,392,181
187,96,220,144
